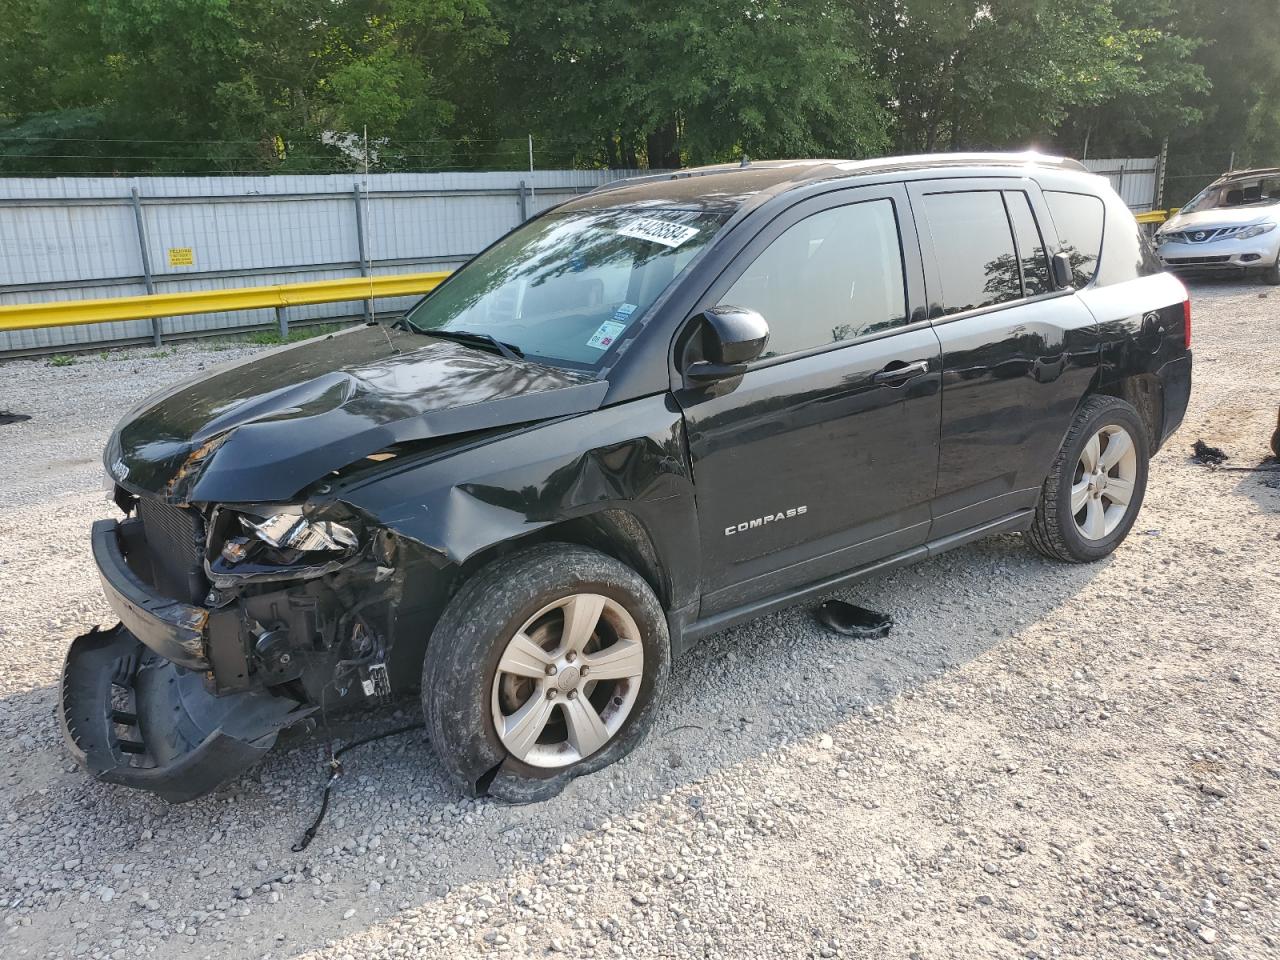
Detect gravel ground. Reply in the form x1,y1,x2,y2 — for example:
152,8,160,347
0,281,1277,960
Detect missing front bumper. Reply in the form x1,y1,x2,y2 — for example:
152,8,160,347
60,624,315,803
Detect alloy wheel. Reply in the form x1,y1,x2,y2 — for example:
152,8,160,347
1071,423,1138,541
490,594,644,768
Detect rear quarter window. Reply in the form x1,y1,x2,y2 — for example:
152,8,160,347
1044,191,1104,287
1046,189,1162,288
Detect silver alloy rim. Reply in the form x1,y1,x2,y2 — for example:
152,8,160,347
1072,423,1138,541
490,594,644,769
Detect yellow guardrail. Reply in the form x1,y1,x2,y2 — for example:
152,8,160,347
1135,208,1179,225
0,271,451,333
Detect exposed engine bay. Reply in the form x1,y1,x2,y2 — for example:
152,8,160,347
62,484,408,802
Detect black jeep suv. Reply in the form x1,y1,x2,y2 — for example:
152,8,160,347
65,154,1192,803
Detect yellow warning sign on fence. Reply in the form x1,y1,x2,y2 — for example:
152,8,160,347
167,247,194,267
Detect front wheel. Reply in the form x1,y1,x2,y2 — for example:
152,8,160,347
422,543,669,802
1263,252,1280,285
1026,396,1150,563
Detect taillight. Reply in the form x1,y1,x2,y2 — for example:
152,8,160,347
1183,297,1192,349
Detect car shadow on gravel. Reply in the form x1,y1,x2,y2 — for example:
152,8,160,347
0,532,1111,957
1232,461,1280,509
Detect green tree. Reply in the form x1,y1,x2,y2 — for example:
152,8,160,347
0,0,1271,179
0,0,503,174
1053,0,1207,160
488,0,889,168
1160,0,1280,203
865,0,1205,153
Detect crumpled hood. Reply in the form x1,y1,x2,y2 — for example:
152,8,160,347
1163,204,1279,232
105,325,607,504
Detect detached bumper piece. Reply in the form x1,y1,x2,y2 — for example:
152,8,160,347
60,624,314,803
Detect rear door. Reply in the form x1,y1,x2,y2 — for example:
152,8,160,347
674,185,943,615
907,178,1100,538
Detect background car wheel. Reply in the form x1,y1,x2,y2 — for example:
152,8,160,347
1263,253,1280,285
422,542,669,803
1026,396,1150,563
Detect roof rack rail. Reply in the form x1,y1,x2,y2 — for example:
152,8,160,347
583,152,1092,199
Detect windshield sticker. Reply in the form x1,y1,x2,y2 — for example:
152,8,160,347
586,320,627,350
618,217,700,248
611,302,638,322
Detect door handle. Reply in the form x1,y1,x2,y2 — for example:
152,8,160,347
872,359,931,385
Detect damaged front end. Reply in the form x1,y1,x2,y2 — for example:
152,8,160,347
64,328,617,802
62,485,405,802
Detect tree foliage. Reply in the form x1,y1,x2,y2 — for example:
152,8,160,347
489,0,889,167
0,0,1276,180
869,0,1209,153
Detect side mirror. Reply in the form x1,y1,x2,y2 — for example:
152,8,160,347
684,305,770,383
1051,252,1075,289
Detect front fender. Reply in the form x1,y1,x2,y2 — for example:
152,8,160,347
338,394,698,611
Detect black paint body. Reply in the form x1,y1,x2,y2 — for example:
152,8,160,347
69,155,1192,800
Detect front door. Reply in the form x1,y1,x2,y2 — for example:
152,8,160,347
675,185,943,616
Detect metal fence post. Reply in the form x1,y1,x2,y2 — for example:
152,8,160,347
352,183,374,323
275,306,289,339
518,180,528,222
130,187,164,346
1155,138,1168,211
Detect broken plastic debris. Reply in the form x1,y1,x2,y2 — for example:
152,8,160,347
815,600,893,639
1192,439,1228,466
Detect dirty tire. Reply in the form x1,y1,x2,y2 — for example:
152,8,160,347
422,542,669,803
1026,396,1150,563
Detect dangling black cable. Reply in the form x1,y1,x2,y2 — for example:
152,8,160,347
291,722,424,853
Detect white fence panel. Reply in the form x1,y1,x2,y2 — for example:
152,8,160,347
0,161,1164,355
0,169,648,355
1081,157,1160,212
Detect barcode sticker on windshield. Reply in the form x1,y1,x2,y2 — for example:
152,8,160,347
618,218,699,248
586,320,627,350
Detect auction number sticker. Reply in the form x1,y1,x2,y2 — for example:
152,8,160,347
617,217,699,248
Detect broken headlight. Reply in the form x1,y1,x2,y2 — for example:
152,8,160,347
239,513,358,554
209,506,362,584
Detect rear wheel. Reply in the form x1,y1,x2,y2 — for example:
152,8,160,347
1027,396,1149,563
422,543,669,802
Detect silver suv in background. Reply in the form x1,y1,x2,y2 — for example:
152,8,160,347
1155,168,1280,284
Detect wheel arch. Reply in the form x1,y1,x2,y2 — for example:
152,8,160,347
452,508,674,612
384,507,677,694
1087,372,1164,453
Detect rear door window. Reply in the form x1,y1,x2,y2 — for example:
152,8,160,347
1043,191,1105,287
921,191,1022,314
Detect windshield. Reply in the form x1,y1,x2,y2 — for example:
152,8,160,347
1181,175,1280,214
404,205,730,369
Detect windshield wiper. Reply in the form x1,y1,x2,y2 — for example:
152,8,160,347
413,328,524,361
